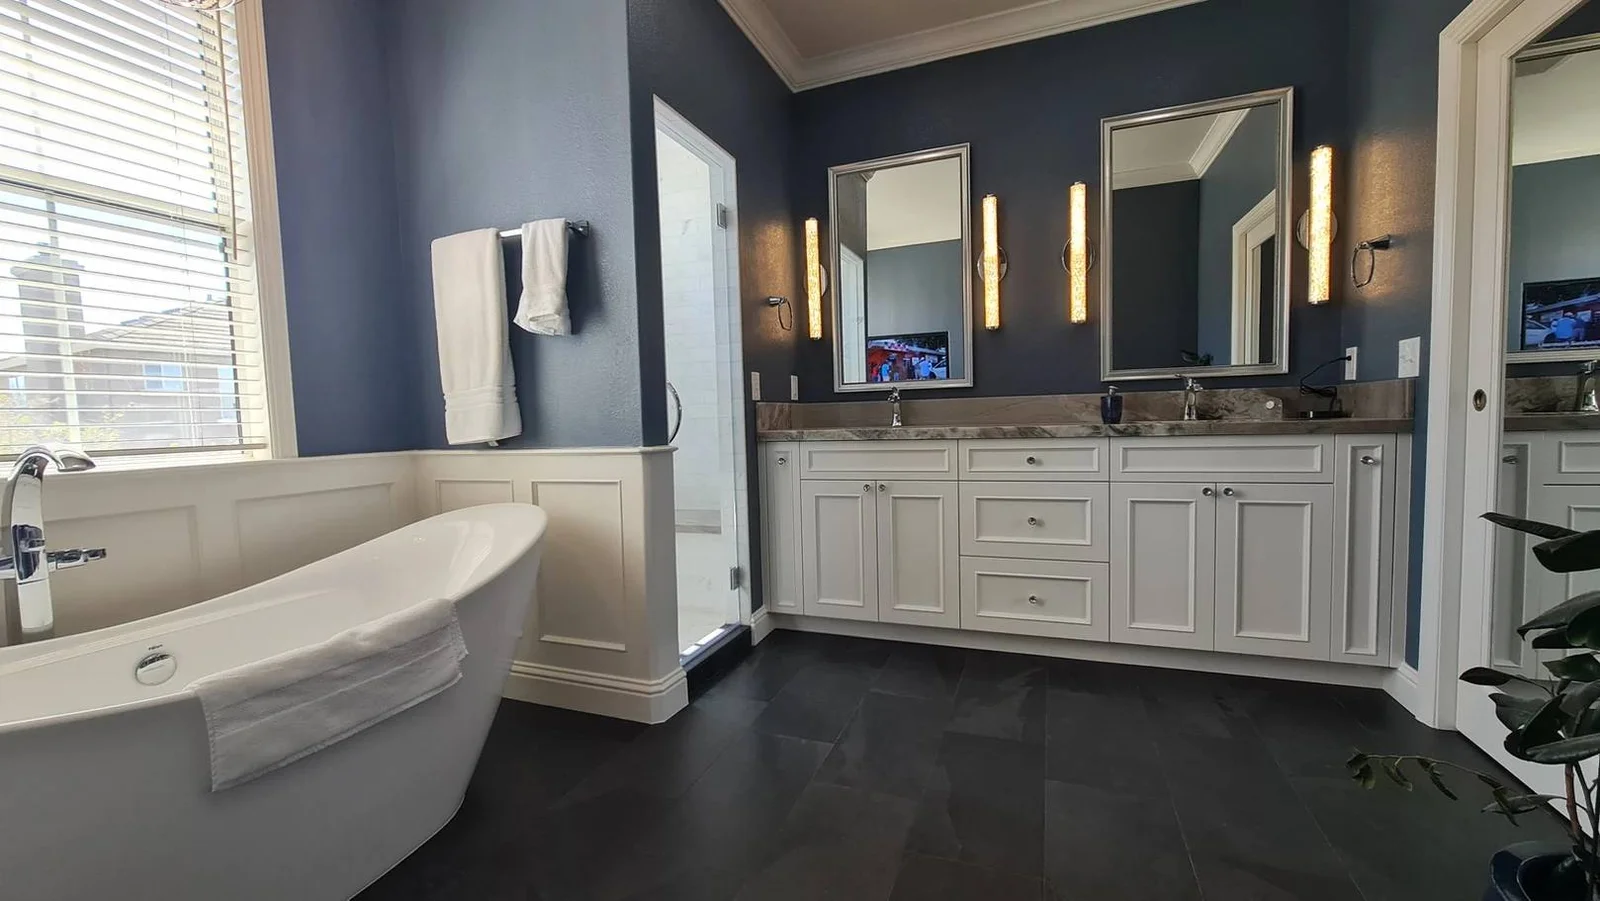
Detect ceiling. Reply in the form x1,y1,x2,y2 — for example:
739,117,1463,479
718,0,1208,91
1513,46,1600,167
1109,109,1248,189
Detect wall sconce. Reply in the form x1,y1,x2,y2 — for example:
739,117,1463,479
980,194,1004,330
1352,234,1393,289
1298,145,1336,305
804,218,824,339
1066,182,1090,325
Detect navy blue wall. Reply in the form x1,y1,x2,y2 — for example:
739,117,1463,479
384,0,645,449
789,0,1350,402
1344,0,1475,666
1196,107,1280,364
1111,181,1201,371
261,0,420,456
1545,0,1600,40
1508,157,1600,335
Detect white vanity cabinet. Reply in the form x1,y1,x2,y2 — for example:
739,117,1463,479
760,432,1411,670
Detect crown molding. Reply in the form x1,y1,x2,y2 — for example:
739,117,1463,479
1112,162,1199,190
717,0,804,91
1189,108,1248,176
722,0,1208,92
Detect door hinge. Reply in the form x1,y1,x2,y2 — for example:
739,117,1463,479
716,204,730,230
729,566,743,590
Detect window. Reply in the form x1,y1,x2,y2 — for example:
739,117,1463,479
0,0,284,463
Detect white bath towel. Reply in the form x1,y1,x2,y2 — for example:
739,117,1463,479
188,598,468,792
513,218,571,336
432,228,523,444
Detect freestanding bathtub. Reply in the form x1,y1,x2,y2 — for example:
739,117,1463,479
0,503,548,901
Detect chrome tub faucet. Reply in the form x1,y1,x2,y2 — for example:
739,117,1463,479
1,445,106,646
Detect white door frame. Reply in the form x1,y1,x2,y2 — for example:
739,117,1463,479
652,97,754,635
1230,190,1277,366
1418,0,1587,791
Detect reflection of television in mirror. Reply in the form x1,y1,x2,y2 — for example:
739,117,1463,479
866,331,950,383
1522,277,1600,352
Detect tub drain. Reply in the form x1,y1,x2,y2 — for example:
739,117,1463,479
134,652,177,686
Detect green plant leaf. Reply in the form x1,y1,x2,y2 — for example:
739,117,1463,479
1462,666,1516,686
1522,733,1600,765
1483,792,1564,817
1519,590,1600,636
1379,759,1413,790
1486,786,1523,825
1420,760,1459,800
1534,532,1600,575
1561,679,1600,718
1483,512,1580,540
1493,693,1547,732
1533,629,1577,650
1506,696,1569,760
1547,654,1600,682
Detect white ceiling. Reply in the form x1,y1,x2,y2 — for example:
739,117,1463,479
1513,46,1600,166
864,157,964,251
1110,109,1247,189
718,0,1208,91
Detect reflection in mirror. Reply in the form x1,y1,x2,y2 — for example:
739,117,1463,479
1494,29,1600,680
830,145,972,392
1101,89,1292,380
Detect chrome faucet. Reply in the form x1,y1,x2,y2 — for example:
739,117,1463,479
888,387,903,429
1,445,105,647
1182,376,1205,421
1578,361,1600,413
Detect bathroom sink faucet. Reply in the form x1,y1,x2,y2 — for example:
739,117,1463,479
888,387,903,429
1,445,105,646
1182,376,1205,421
1578,361,1600,413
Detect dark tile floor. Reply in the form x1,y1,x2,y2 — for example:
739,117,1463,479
358,631,1559,901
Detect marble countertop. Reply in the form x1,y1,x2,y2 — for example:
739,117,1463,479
1504,412,1600,432
758,418,1414,441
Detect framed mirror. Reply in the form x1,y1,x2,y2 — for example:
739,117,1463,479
828,144,973,392
1100,88,1294,380
1503,34,1600,363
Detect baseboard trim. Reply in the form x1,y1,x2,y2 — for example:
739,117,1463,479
502,661,688,724
769,615,1390,689
750,609,774,645
1382,662,1434,726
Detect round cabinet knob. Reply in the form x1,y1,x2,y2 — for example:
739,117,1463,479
1360,455,1378,466
777,457,787,466
1202,487,1215,497
878,484,888,492
863,484,872,493
1027,594,1042,606
1025,456,1039,465
1502,454,1520,465
1222,487,1236,497
1027,516,1041,527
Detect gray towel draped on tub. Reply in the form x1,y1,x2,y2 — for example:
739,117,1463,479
188,598,468,792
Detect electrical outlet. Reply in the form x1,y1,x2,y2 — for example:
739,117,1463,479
790,375,799,401
749,371,761,401
1398,337,1422,378
1344,347,1358,381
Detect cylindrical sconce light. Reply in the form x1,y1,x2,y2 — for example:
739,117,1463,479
804,217,824,339
982,194,1001,330
1307,145,1334,305
1068,182,1089,325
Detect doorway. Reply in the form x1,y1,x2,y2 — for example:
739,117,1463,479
653,99,750,663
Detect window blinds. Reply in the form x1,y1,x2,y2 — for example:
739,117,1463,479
0,0,267,460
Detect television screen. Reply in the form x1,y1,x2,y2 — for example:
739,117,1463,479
866,331,950,383
1522,277,1600,351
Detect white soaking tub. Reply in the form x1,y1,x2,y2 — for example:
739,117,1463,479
0,504,548,901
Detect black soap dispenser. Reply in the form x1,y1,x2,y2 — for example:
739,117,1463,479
1101,385,1123,424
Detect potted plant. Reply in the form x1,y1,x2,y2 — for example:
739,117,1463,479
1350,513,1600,900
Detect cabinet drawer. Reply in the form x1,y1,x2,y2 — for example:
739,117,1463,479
960,482,1109,561
799,440,957,480
960,557,1109,641
959,439,1109,481
1111,436,1333,483
1542,433,1600,485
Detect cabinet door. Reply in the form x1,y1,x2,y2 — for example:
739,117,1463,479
1214,483,1333,660
760,443,804,615
800,480,878,621
1528,484,1600,677
1490,439,1537,676
1110,482,1216,650
876,480,960,629
1331,436,1396,666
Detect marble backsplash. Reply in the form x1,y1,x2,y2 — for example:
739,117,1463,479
756,379,1415,431
1505,376,1580,413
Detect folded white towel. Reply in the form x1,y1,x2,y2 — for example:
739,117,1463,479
188,598,468,792
432,229,523,444
513,218,572,336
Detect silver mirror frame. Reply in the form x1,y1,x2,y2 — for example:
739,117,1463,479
1099,87,1295,381
828,143,974,393
1504,33,1600,364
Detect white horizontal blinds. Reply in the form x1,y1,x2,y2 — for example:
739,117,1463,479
0,0,267,459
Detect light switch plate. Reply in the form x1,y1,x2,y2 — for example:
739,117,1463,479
1398,337,1422,378
790,375,799,401
749,371,761,401
1344,347,1358,381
